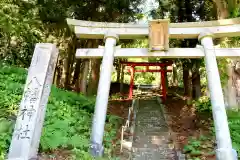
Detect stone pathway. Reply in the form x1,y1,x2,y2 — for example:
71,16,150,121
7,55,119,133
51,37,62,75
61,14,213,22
131,99,177,160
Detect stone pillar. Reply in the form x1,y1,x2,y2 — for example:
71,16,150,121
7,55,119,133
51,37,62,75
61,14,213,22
8,43,59,160
198,33,234,160
90,32,118,157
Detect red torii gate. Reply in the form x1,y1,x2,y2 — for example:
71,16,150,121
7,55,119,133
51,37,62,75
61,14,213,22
120,61,173,101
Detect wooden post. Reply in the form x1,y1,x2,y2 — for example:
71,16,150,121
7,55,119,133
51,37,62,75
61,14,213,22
128,66,135,99
8,43,58,160
149,19,169,51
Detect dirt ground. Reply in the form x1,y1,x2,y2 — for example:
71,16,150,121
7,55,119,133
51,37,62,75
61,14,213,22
164,94,215,160
39,149,72,160
165,95,199,149
107,99,132,118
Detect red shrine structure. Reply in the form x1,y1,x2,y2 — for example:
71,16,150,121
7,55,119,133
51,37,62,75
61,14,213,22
120,61,173,101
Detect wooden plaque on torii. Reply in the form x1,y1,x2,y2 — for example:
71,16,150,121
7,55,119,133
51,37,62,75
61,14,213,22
149,19,169,51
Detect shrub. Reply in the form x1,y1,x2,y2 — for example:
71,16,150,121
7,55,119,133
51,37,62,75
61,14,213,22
193,96,212,113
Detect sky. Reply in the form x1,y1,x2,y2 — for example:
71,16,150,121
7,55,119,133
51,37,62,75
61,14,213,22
141,0,159,13
137,0,159,23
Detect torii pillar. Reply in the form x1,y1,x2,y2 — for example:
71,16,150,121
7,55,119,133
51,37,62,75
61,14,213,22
90,32,119,156
199,32,234,160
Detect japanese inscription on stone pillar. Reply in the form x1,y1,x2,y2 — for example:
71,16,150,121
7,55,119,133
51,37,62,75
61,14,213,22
8,43,59,160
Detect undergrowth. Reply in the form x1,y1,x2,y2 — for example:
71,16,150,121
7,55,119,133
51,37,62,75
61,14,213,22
184,96,240,159
0,64,121,159
183,135,215,160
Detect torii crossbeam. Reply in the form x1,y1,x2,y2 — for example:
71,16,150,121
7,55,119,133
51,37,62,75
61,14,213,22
76,47,240,58
67,18,240,159
67,17,240,39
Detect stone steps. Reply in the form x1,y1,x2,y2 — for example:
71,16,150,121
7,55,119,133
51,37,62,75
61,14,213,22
131,99,180,160
132,143,174,149
132,149,176,160
133,137,173,146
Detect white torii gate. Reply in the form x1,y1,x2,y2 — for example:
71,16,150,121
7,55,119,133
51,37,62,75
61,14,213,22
67,18,240,160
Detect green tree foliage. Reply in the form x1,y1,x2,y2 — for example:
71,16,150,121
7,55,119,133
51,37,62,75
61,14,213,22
0,0,144,92
0,0,43,67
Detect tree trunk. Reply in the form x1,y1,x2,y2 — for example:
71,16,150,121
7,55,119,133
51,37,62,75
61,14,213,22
172,62,178,87
183,62,192,97
87,40,101,96
213,0,239,108
53,56,59,86
55,59,63,88
161,59,169,92
80,60,90,95
120,63,125,93
213,0,229,19
79,40,93,95
225,62,237,107
63,36,76,90
72,59,82,86
164,66,168,92
62,57,69,88
192,59,201,100
116,59,121,82
87,59,101,96
64,54,74,90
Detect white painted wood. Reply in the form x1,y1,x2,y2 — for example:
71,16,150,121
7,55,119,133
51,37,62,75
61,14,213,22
76,47,240,58
8,43,59,160
66,18,240,39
